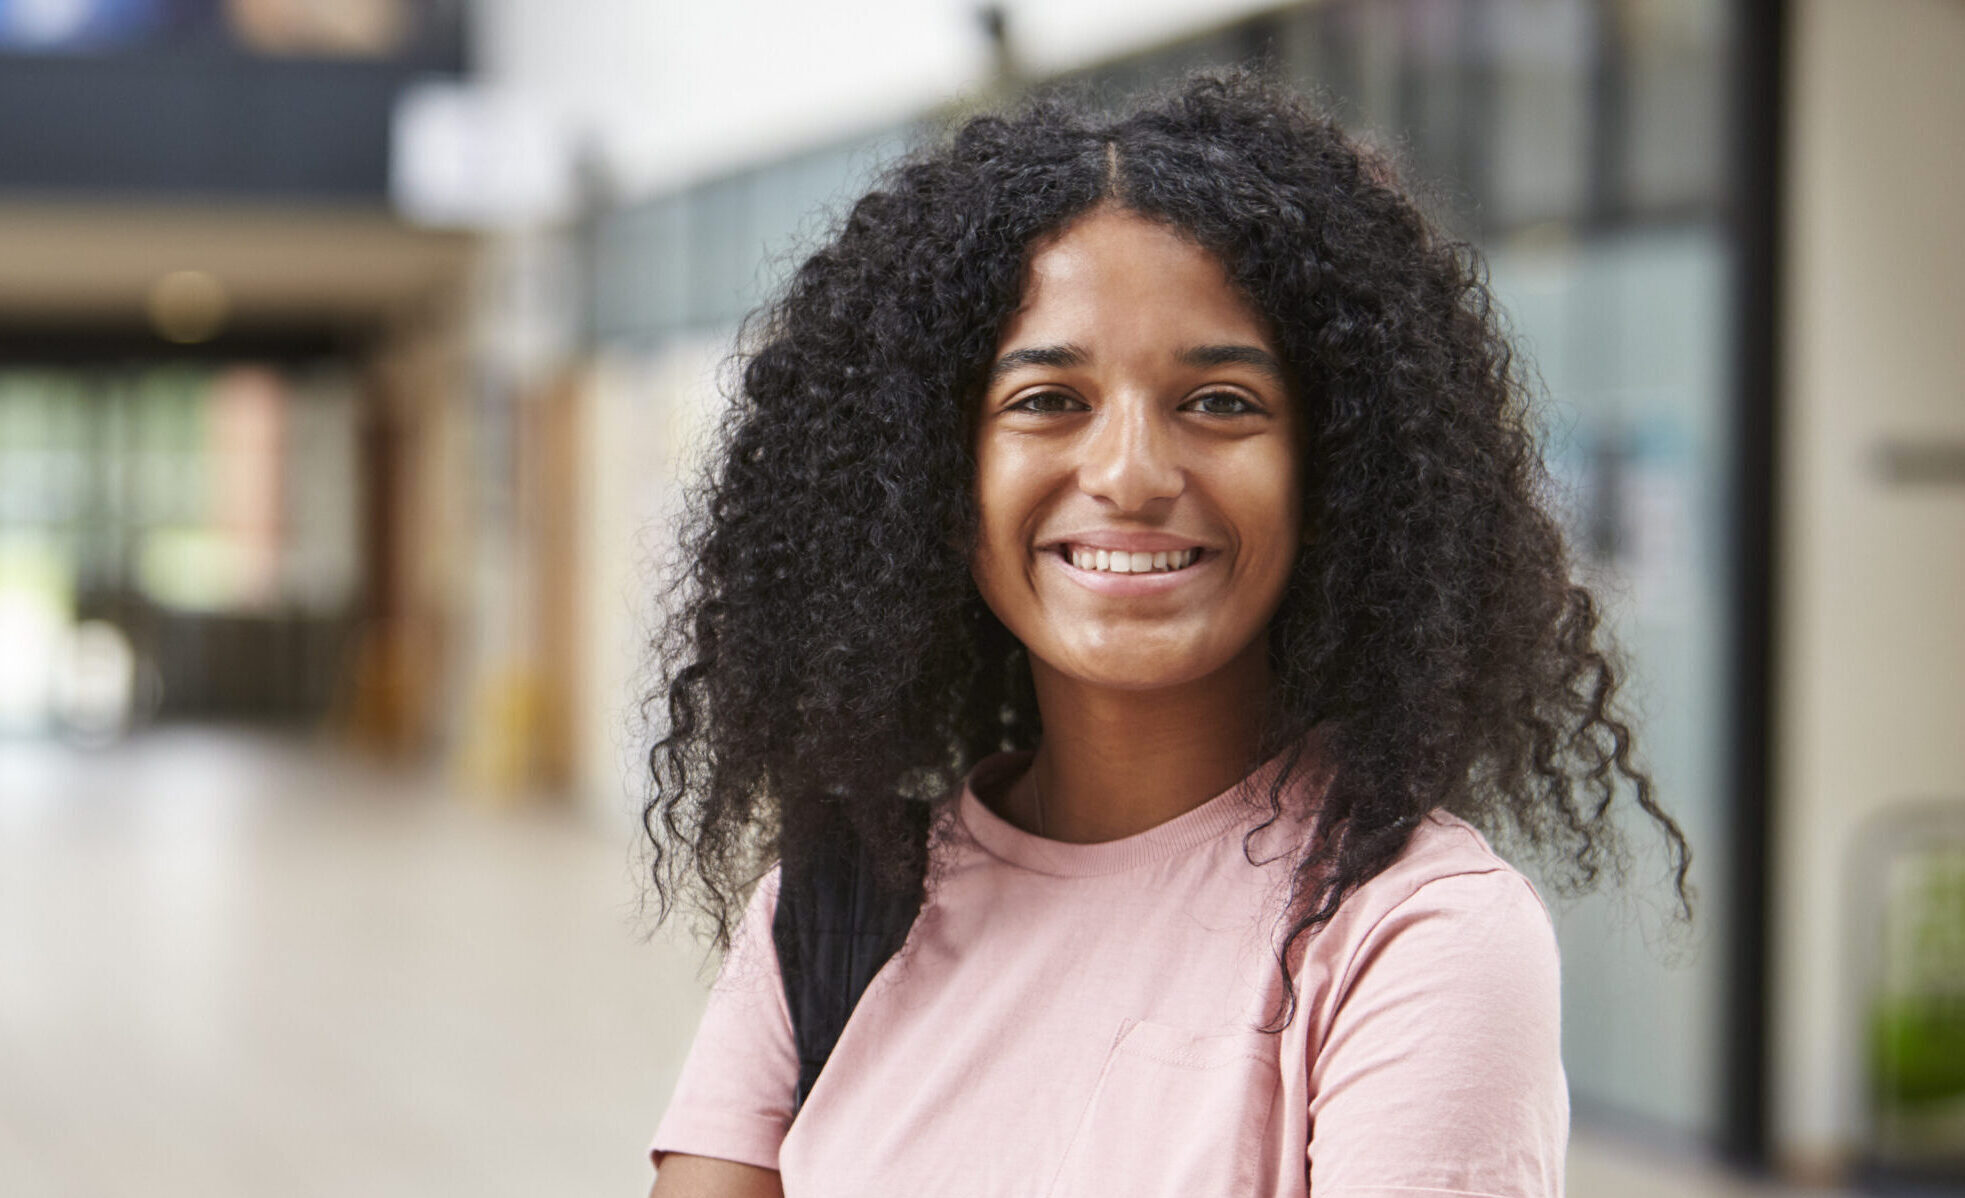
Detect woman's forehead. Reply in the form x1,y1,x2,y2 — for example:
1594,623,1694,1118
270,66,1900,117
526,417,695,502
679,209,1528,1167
1002,210,1274,352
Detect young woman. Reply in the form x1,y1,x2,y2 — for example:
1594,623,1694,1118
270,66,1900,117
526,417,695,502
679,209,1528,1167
640,69,1693,1198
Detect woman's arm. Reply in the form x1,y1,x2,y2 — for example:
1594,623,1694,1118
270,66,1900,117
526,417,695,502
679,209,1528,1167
645,868,797,1191
649,1153,784,1198
1307,868,1568,1196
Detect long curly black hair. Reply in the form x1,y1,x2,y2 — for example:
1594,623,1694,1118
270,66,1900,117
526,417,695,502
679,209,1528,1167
640,67,1694,1029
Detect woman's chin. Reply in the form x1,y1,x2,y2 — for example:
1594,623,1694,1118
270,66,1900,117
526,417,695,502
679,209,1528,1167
1047,650,1222,694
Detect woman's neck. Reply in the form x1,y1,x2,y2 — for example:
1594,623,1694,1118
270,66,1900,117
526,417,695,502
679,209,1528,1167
1017,637,1276,843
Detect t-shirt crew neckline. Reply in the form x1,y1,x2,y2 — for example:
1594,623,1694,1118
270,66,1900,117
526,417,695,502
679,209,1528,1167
955,744,1302,877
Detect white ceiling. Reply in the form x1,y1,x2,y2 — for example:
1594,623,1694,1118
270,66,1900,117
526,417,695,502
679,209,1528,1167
473,0,1291,198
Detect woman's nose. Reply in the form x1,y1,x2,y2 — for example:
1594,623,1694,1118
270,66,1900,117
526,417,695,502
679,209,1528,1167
1076,398,1183,512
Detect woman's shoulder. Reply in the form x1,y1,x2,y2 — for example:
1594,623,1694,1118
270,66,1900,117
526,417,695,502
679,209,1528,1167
1387,808,1547,897
1312,809,1560,971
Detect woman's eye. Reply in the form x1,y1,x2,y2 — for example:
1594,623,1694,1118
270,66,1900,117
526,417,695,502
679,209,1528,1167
1187,391,1260,415
1008,391,1084,414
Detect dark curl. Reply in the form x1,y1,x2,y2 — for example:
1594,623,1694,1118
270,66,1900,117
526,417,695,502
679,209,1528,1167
640,67,1695,1028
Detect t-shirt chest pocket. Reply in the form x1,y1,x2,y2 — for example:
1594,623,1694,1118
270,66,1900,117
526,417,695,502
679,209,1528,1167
1045,1017,1283,1198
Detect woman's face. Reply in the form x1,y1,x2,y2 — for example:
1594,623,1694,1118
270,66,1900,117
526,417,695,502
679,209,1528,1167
971,206,1303,693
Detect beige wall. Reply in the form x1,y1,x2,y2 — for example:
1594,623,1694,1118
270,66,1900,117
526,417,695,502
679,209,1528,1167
1774,0,1965,1174
574,337,733,834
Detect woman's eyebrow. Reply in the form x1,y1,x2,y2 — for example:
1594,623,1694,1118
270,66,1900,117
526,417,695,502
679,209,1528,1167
987,342,1090,386
1177,344,1288,386
986,341,1287,387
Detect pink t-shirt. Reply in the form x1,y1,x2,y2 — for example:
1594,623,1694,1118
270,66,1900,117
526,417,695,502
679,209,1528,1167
650,747,1568,1197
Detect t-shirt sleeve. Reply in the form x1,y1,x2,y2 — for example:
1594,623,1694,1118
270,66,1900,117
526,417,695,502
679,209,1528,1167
649,865,798,1173
1307,868,1569,1198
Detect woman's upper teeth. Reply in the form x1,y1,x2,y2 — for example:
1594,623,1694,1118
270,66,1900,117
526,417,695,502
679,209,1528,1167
1067,546,1199,573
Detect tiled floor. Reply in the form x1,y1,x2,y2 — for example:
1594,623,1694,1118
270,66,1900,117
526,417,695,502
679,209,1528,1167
0,726,1844,1197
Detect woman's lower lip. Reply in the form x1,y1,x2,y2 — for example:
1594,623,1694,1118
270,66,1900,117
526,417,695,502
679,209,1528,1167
1042,549,1216,595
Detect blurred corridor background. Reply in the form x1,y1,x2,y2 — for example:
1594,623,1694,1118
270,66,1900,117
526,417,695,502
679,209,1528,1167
0,0,1960,1194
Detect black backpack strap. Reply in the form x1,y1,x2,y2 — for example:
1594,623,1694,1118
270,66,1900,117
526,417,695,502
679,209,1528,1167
772,805,927,1117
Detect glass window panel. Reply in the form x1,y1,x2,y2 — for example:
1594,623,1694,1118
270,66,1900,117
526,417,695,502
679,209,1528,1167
1488,225,1734,1137
1485,0,1593,227
1617,0,1725,215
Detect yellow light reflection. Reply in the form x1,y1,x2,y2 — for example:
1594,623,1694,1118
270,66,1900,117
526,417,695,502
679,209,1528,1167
145,270,230,344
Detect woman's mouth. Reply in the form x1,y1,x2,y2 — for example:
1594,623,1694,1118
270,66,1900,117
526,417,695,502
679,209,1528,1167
1054,544,1205,575
1042,543,1217,595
